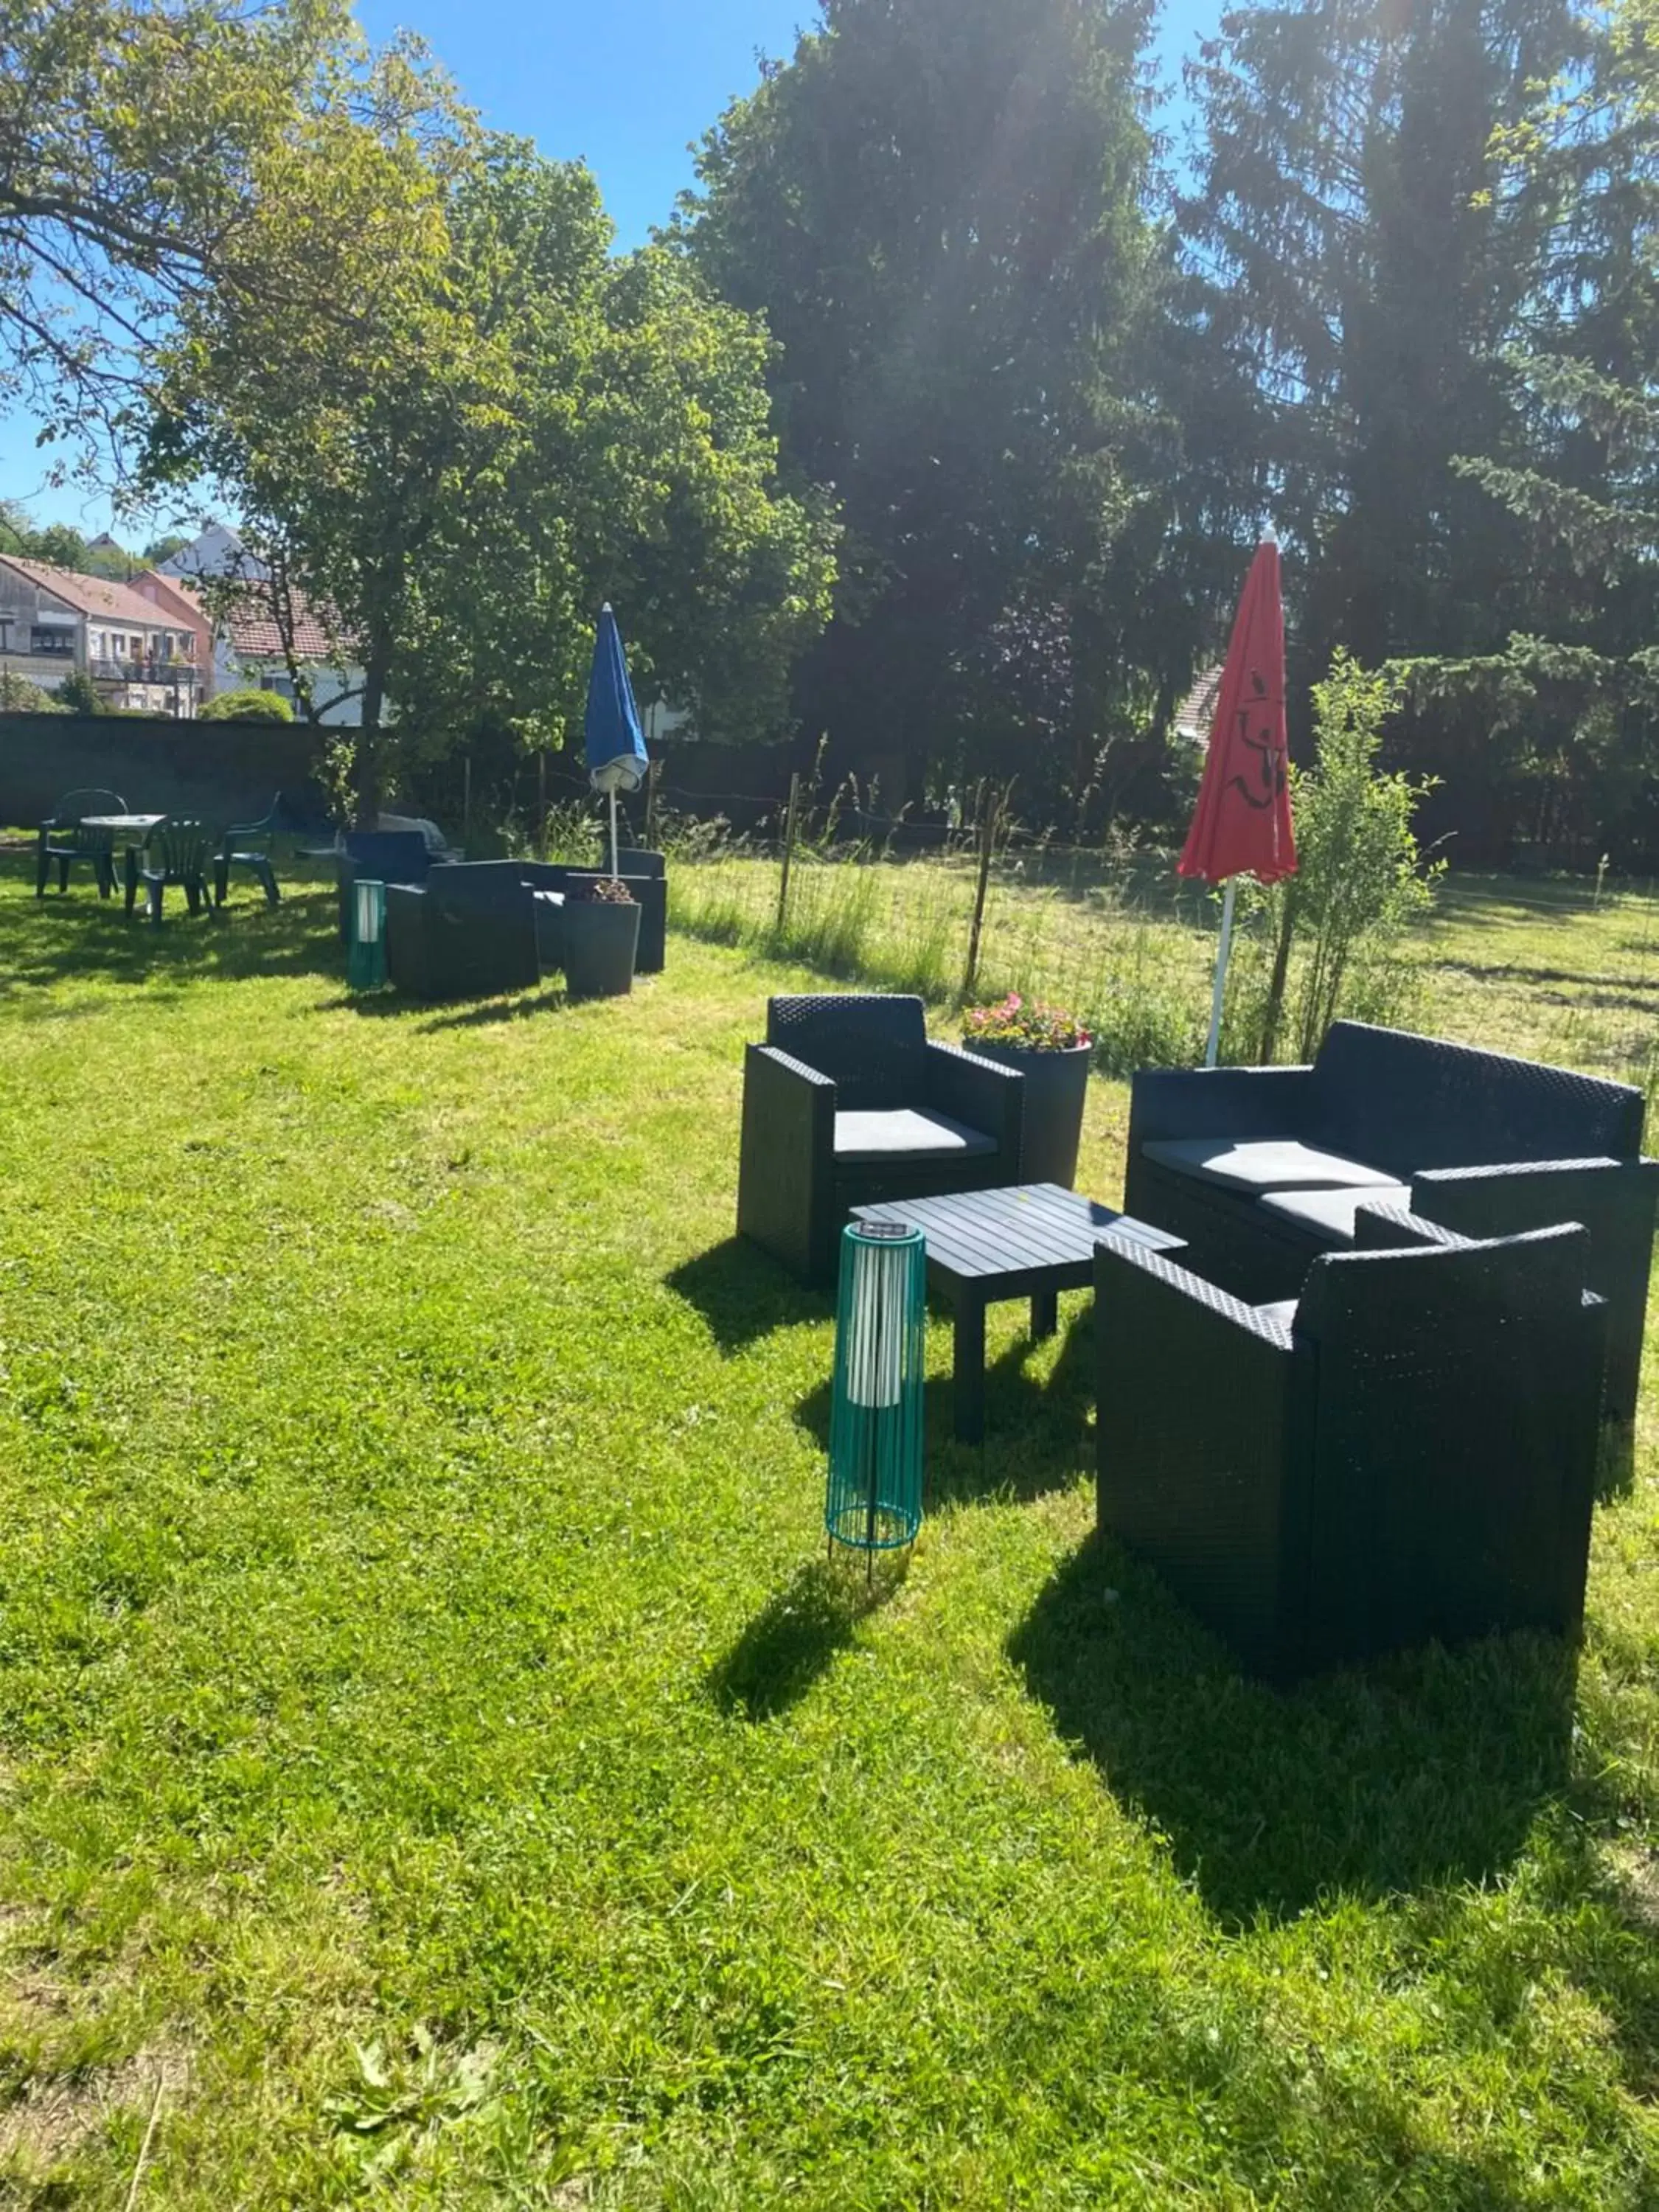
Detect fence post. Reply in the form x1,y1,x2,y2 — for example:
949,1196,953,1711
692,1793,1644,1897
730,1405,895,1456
963,782,997,1001
644,758,660,852
776,771,802,936
537,749,549,859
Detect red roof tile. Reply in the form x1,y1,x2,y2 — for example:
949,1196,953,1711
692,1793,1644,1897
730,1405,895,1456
222,580,355,663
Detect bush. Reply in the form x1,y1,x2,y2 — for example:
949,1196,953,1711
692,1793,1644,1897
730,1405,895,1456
1228,653,1441,1061
199,688,295,723
54,668,102,715
0,675,67,714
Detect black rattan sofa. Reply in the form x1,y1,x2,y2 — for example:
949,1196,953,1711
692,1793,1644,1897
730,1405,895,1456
1095,1219,1605,1679
1124,1020,1658,1423
383,858,666,999
737,993,1025,1285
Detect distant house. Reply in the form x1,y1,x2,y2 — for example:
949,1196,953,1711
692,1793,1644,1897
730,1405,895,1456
128,570,215,691
0,554,201,713
1174,664,1225,746
157,524,366,723
156,521,265,585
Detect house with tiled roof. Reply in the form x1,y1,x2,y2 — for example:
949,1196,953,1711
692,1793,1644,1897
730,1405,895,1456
157,524,366,722
0,555,202,712
1173,663,1225,745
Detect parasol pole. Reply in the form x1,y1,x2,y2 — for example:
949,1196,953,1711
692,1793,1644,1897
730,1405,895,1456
1203,878,1237,1069
609,785,620,878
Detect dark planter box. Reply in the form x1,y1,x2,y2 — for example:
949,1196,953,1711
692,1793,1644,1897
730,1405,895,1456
964,1038,1091,1188
564,897,641,998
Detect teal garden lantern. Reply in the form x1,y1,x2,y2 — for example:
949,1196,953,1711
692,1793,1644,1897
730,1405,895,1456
348,877,387,990
826,1220,925,1571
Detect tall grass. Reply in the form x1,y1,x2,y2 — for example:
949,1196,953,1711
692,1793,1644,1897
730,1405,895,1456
670,846,1213,1068
670,840,1659,1094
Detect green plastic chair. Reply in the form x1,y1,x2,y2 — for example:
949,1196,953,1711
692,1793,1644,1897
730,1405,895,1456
127,819,215,925
36,787,126,899
213,797,282,908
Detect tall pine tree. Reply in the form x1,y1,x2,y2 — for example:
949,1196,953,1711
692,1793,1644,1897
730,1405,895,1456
1401,0,1659,858
678,0,1189,816
1182,0,1583,672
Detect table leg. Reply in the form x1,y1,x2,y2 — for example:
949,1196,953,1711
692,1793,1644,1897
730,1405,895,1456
1031,1287,1059,1341
953,1292,987,1444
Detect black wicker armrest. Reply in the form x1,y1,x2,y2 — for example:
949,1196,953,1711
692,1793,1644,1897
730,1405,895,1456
1412,1155,1659,1425
1351,1203,1474,1251
1127,1062,1315,1150
1096,1230,1296,1349
924,1040,1025,1166
737,1045,838,1283
1413,1155,1649,1203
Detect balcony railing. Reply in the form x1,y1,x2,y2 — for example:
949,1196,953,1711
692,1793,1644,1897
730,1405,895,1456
92,658,198,686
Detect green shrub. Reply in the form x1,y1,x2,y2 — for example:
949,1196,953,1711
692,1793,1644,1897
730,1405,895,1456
1230,653,1441,1062
199,687,295,724
55,667,102,715
0,675,67,713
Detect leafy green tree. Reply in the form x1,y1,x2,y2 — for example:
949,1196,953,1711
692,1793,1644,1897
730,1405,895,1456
0,0,460,469
678,0,1171,811
147,136,836,818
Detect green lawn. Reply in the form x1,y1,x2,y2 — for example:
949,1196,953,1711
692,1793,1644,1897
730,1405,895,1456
0,859,1655,2208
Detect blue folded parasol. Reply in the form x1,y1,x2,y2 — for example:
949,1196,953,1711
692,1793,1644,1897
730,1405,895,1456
584,605,649,873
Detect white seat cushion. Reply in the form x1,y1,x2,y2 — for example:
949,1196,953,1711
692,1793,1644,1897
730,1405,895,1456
1142,1137,1399,1193
834,1108,998,1165
1258,1184,1412,1243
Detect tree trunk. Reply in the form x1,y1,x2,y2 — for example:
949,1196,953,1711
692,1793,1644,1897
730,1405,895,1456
1259,883,1298,1064
352,657,391,827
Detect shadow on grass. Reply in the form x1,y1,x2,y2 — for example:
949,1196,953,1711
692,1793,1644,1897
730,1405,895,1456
1009,1531,1579,1927
420,987,570,1030
794,1298,1096,1504
665,1236,827,1352
709,1555,902,1720
0,875,342,999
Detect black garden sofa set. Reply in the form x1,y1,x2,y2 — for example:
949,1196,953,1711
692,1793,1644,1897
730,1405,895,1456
1123,1020,1658,1425
335,836,668,999
736,996,1656,1679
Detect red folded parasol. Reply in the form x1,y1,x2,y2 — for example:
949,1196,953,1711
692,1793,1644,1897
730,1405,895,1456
1179,535,1297,1062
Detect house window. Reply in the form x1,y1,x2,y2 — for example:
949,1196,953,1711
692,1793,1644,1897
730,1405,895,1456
30,627,72,655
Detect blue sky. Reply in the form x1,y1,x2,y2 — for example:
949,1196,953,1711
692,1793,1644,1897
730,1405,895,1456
1,0,1215,538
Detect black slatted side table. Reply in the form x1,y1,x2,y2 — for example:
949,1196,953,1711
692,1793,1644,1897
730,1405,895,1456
851,1183,1186,1442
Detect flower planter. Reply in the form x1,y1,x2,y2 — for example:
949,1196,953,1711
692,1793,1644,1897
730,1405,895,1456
563,897,640,998
964,1037,1091,1189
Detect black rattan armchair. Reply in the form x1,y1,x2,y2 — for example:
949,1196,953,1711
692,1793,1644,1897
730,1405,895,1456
737,993,1025,1285
1094,1222,1604,1680
1124,1021,1656,1423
